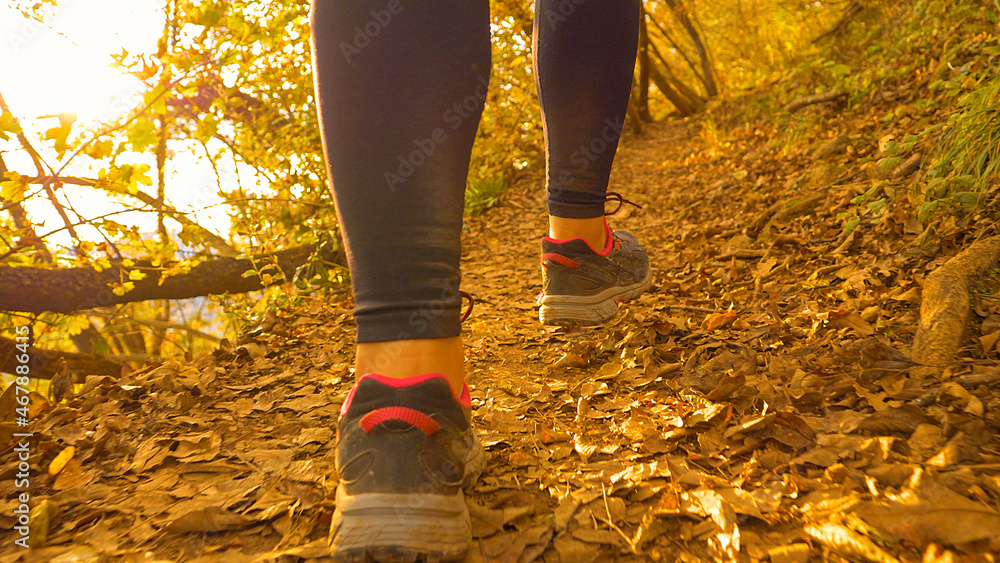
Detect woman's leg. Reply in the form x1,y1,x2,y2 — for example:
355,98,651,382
312,0,490,394
535,0,641,248
311,0,490,559
533,0,650,326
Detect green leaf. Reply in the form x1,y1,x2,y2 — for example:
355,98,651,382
0,172,28,203
128,118,157,152
201,2,225,27
843,217,861,236
42,112,77,159
84,139,114,160
830,64,851,78
195,114,218,143
0,111,22,140
866,198,887,214
917,201,938,223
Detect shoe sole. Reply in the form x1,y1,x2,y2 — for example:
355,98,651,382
539,267,653,326
330,488,471,563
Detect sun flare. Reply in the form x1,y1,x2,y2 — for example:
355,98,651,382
0,0,162,125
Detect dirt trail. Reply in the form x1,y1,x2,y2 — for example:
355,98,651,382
3,116,1000,562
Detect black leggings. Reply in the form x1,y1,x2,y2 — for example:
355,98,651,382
311,0,639,342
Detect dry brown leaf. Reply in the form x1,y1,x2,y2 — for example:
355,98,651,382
48,445,75,476
553,533,601,563
854,482,1000,545
856,405,931,434
979,329,1000,355
164,507,253,533
829,311,874,336
554,352,588,368
805,522,900,563
769,543,811,563
571,527,623,545
53,458,95,491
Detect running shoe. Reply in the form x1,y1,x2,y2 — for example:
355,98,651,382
330,373,483,562
539,219,652,326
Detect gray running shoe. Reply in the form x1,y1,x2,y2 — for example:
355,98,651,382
331,373,482,562
538,222,651,326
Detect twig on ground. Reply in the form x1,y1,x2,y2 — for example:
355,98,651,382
601,482,638,555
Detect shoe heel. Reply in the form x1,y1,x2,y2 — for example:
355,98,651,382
331,491,470,562
539,298,618,326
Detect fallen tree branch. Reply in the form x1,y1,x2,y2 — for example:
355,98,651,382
891,152,922,179
0,243,345,314
89,312,222,344
771,193,826,223
912,236,1000,378
784,90,847,114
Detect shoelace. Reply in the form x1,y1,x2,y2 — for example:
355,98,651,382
469,193,636,319
459,290,474,323
605,192,642,216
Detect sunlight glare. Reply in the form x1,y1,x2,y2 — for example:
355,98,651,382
0,0,163,124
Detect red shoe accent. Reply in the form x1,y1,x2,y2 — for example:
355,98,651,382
541,253,580,268
541,220,614,256
341,373,472,416
360,406,442,436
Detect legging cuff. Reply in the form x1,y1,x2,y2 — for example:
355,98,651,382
547,200,607,218
355,304,462,343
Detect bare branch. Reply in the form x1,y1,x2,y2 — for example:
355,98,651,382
0,154,52,261
21,174,238,257
0,336,121,380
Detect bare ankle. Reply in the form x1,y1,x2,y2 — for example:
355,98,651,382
548,215,607,250
355,337,465,396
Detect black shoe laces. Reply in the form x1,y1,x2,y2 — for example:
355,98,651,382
605,192,642,216
459,290,474,323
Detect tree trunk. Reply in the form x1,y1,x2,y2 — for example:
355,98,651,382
0,244,344,314
648,40,706,109
637,12,652,122
648,61,698,116
644,7,707,95
662,0,719,97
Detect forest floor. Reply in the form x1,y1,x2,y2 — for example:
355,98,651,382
4,76,1000,562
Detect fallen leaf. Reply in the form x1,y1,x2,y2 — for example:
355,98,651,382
805,522,899,563
48,445,75,476
854,483,1000,545
164,507,253,533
